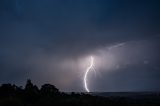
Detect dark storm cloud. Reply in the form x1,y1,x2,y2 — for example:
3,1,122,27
91,40,160,92
0,0,160,91
92,65,160,92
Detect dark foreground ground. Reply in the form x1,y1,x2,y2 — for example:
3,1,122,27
0,80,160,106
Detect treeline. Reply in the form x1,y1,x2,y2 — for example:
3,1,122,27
0,79,159,106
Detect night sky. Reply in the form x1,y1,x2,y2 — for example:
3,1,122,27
0,0,160,92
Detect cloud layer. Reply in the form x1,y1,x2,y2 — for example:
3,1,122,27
0,0,160,91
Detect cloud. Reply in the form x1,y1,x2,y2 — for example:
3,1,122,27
0,0,160,91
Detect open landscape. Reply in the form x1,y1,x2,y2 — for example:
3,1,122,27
0,0,160,105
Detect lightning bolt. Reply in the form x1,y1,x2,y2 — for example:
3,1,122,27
83,42,126,92
84,56,94,92
108,42,125,50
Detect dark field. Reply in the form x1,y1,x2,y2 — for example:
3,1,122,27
0,80,160,106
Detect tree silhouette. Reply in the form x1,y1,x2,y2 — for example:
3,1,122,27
0,79,159,106
41,84,59,97
24,79,39,104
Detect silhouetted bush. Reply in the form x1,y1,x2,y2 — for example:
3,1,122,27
41,84,59,96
